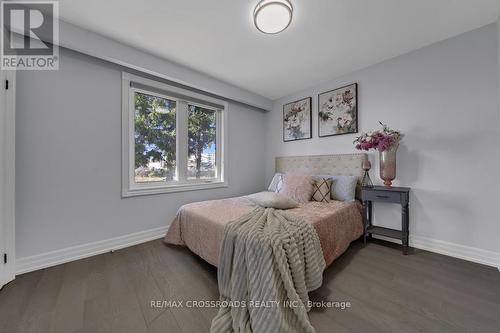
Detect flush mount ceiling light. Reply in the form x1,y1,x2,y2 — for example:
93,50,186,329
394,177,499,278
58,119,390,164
254,0,293,34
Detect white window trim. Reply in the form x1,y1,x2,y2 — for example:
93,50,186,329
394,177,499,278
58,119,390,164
122,73,228,197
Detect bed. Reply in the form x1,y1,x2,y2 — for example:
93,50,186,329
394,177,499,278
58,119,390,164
164,153,366,268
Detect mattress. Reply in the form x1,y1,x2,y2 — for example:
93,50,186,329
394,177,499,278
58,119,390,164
164,195,363,268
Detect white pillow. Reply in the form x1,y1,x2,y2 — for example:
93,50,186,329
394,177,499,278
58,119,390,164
246,191,299,209
330,176,358,202
267,173,284,192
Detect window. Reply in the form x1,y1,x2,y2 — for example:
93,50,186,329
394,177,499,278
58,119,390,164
134,92,177,183
122,73,227,197
187,104,218,180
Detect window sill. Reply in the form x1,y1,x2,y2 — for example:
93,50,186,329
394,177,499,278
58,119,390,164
122,180,228,198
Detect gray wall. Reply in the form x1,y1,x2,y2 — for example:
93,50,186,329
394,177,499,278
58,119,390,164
15,49,267,259
265,23,500,253
15,22,500,261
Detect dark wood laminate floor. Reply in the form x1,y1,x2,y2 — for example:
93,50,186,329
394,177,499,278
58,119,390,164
1,239,499,333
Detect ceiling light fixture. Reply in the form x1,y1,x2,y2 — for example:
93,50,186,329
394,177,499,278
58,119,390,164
254,0,293,34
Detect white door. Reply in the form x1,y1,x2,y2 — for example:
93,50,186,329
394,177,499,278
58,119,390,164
0,68,15,289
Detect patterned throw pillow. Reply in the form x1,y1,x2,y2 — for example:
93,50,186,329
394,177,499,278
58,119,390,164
311,178,332,202
268,173,284,192
330,176,357,202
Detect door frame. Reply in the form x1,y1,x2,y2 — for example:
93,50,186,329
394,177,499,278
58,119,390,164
0,68,16,289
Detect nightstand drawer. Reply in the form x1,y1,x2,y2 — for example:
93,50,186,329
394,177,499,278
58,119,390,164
362,189,401,203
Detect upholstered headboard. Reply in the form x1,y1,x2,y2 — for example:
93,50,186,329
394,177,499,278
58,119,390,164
275,153,367,197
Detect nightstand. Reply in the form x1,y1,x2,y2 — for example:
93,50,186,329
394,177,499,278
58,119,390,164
361,185,411,254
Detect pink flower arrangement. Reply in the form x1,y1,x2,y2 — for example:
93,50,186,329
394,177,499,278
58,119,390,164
353,122,403,152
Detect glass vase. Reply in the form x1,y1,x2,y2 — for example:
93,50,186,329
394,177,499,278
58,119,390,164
379,145,398,187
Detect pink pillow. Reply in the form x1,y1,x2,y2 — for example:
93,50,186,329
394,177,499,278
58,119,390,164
280,174,314,204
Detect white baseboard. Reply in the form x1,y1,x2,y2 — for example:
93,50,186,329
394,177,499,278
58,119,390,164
372,234,500,270
16,226,168,275
15,226,500,275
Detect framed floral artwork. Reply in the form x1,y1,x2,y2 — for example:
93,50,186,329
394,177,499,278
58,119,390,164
318,83,358,137
283,97,312,142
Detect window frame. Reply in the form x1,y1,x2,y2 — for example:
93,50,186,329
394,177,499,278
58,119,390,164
122,73,228,197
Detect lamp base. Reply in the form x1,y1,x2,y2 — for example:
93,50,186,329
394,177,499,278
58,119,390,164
362,171,373,188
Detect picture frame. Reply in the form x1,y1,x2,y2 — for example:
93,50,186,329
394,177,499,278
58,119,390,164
283,97,312,142
318,83,358,137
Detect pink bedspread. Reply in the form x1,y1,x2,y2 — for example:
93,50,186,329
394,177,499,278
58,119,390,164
164,195,363,268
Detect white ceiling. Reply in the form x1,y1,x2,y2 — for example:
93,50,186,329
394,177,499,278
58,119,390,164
58,0,500,100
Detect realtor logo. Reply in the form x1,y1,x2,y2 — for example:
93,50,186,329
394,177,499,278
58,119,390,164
1,1,59,70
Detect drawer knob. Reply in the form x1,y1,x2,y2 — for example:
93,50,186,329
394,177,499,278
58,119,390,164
376,195,389,199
